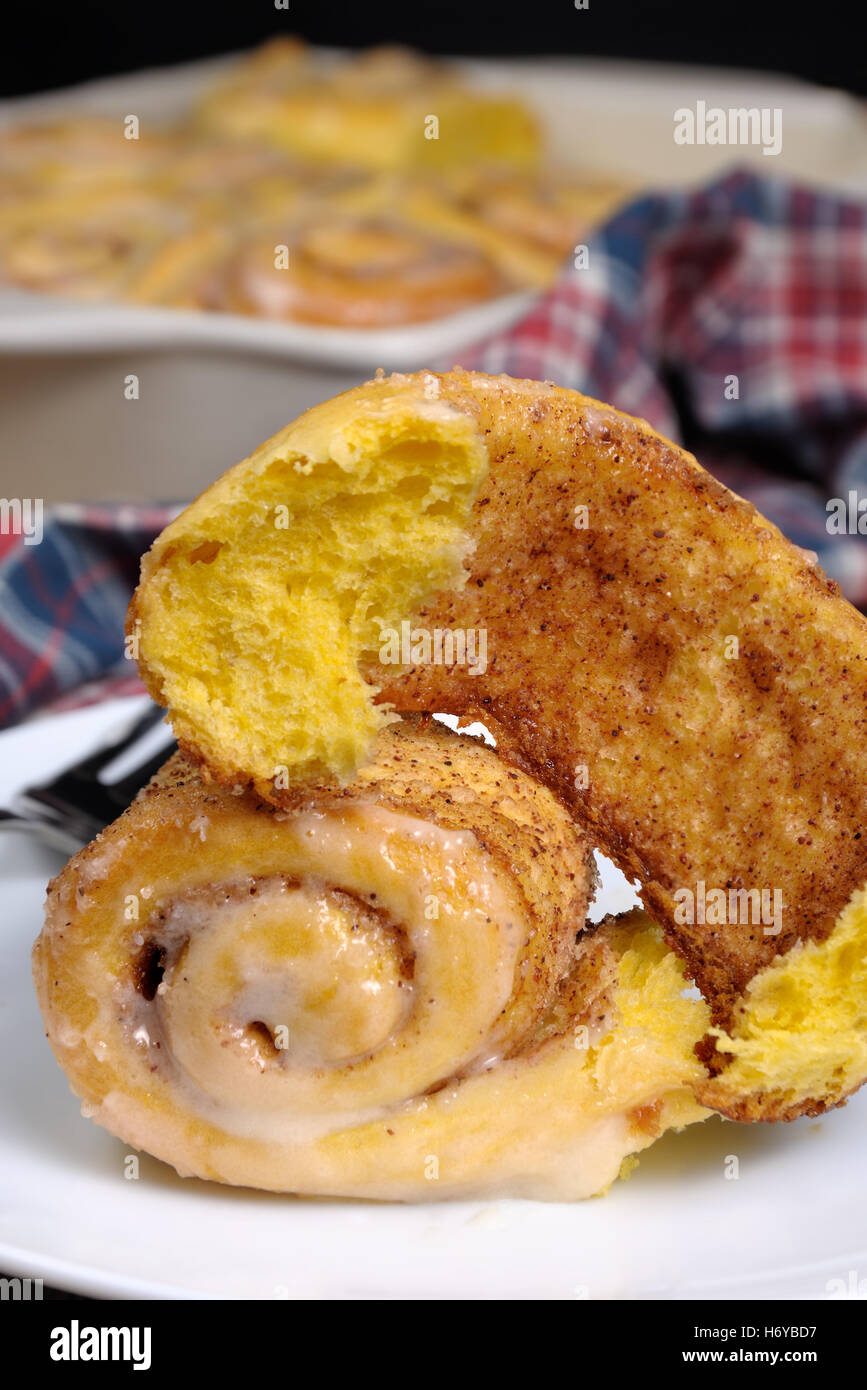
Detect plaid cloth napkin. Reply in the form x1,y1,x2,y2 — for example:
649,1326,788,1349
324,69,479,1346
2,169,867,729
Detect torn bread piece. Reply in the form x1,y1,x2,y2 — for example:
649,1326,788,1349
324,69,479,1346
130,369,867,1121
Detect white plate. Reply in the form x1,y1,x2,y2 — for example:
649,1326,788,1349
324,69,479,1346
1,697,865,1300
0,285,539,370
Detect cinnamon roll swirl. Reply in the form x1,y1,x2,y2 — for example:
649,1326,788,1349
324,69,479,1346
33,718,709,1200
213,213,509,327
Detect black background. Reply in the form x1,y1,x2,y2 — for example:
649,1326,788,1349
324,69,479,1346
1,0,863,99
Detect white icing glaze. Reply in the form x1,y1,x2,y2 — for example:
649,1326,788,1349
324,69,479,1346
111,805,527,1146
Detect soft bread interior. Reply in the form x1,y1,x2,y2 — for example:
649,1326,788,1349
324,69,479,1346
132,384,487,789
699,881,867,1120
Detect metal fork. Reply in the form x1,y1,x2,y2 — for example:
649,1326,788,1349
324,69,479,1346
0,704,177,855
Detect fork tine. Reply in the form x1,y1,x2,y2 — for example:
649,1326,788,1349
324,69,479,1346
102,745,177,814
11,703,177,848
59,703,166,779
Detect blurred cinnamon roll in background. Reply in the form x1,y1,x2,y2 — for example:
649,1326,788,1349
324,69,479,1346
0,38,633,326
194,38,541,173
208,210,510,327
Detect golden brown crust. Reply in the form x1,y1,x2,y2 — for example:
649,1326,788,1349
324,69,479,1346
129,368,867,1122
695,1082,856,1124
352,373,867,1092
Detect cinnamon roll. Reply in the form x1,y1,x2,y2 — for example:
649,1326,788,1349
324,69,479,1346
195,39,541,174
436,168,634,286
0,45,633,321
0,117,178,195
0,188,187,300
33,718,709,1200
130,369,867,1123
212,212,509,326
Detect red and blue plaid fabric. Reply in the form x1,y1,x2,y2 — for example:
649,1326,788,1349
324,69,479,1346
0,504,176,725
2,169,867,727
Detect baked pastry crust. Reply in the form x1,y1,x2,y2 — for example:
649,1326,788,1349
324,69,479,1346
130,369,867,1122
